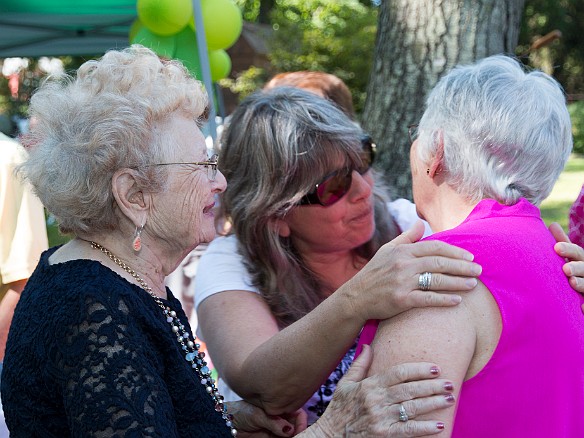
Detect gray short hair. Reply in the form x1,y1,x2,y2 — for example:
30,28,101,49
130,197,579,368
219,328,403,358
18,45,208,234
219,87,396,327
416,54,572,206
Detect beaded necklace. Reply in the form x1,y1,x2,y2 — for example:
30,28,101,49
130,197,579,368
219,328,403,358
88,240,237,436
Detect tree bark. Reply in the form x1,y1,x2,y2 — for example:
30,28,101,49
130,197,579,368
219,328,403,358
363,0,525,199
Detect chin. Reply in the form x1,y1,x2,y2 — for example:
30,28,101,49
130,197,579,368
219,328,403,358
198,225,217,245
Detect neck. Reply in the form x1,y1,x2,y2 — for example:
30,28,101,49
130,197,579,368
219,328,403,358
75,235,169,299
301,249,366,295
421,187,478,233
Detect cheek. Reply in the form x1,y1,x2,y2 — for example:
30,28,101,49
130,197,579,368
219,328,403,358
181,176,209,226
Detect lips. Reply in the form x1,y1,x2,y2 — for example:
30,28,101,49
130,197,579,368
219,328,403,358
350,205,374,222
203,202,215,214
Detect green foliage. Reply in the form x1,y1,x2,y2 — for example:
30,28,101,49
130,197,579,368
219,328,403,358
518,0,584,96
569,101,584,155
226,0,378,113
219,66,269,99
234,0,275,23
268,0,377,114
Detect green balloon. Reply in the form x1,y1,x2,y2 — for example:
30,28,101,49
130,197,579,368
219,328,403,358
137,0,193,36
201,0,243,50
128,18,144,44
208,49,231,81
174,28,203,79
131,27,176,59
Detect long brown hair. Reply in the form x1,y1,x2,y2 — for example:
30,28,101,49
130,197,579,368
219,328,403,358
218,88,398,327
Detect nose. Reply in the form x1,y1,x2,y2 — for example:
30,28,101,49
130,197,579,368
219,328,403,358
213,169,227,194
348,169,373,202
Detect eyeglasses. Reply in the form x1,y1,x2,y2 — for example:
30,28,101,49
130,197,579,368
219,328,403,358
299,136,376,207
408,124,419,144
141,154,219,181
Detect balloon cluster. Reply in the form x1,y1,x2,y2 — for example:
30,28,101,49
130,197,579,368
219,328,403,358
132,0,242,81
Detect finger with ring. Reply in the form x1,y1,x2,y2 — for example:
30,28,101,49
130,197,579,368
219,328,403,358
418,272,433,291
398,404,409,422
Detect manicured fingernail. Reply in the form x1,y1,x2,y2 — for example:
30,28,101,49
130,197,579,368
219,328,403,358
445,394,455,403
464,253,474,261
473,264,482,275
565,265,573,276
430,366,440,375
465,278,478,288
451,295,462,304
444,382,453,391
282,426,292,434
436,422,445,430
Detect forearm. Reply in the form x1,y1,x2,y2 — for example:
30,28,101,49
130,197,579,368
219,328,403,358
209,287,367,415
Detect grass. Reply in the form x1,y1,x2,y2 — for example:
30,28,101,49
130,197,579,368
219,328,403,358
46,213,71,247
540,154,584,230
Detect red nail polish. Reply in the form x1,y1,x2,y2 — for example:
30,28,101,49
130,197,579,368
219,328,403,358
282,426,292,434
436,422,445,430
430,366,440,375
445,394,455,403
444,382,453,391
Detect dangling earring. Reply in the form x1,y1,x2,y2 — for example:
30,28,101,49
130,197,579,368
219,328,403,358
132,224,144,252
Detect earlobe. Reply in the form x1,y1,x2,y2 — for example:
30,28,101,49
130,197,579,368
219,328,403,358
428,132,445,178
271,217,291,238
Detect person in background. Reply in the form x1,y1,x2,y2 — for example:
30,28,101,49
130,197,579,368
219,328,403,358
569,183,584,247
359,54,584,437
264,71,356,119
0,45,465,438
0,130,48,363
0,127,48,438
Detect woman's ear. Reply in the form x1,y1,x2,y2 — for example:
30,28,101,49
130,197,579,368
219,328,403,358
270,217,291,238
112,169,148,227
428,131,445,178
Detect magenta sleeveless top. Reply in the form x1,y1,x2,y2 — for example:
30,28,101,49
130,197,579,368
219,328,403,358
356,199,584,437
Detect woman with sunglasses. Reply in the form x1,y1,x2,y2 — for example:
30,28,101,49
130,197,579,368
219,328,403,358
194,87,483,432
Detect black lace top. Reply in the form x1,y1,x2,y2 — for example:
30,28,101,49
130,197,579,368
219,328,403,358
1,247,231,438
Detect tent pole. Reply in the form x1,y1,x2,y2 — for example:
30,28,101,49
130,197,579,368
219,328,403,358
192,0,217,144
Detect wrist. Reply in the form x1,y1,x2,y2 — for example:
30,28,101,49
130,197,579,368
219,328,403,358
335,275,368,324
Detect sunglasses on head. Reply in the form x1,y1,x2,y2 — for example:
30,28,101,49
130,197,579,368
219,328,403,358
299,135,376,207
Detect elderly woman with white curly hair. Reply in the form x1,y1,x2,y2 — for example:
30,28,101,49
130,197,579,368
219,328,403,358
358,55,584,437
0,45,482,438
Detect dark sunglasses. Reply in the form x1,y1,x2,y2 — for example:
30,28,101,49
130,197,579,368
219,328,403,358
299,135,376,207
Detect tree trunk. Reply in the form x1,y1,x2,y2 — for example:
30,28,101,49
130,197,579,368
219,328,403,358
363,0,525,199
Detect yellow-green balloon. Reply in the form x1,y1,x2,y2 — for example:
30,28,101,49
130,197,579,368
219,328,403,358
201,0,243,50
128,18,144,43
131,27,176,59
174,28,203,79
208,50,232,81
137,0,193,36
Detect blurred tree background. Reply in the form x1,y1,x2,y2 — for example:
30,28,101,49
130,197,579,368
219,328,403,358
229,0,377,112
227,0,583,154
2,0,582,133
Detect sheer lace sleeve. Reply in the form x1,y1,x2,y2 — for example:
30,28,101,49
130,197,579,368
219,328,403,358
56,291,180,437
